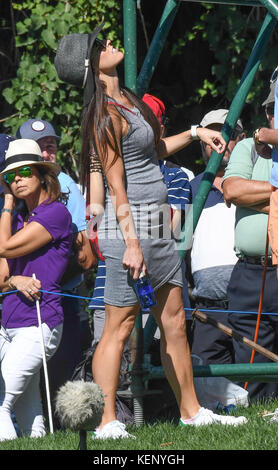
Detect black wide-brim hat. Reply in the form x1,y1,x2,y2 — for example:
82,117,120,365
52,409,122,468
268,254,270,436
54,22,105,107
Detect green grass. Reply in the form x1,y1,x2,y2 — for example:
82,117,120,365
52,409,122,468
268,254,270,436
1,399,278,451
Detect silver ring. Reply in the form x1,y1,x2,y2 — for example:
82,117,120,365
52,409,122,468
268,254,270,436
29,289,33,294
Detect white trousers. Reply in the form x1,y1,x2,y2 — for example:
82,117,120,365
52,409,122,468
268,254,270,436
0,323,63,441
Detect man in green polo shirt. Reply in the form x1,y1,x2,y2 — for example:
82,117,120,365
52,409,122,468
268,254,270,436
222,81,278,402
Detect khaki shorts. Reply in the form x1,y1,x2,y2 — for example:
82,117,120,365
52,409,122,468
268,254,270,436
268,187,278,265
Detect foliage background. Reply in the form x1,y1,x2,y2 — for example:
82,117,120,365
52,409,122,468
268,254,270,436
1,0,278,179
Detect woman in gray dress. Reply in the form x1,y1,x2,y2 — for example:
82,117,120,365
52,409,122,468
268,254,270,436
55,29,247,438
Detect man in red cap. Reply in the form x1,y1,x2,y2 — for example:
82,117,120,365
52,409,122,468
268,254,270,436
142,93,166,127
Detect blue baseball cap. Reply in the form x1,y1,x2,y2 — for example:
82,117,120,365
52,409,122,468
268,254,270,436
16,119,60,142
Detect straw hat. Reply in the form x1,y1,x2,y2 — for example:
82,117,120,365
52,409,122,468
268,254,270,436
200,109,243,131
0,139,60,175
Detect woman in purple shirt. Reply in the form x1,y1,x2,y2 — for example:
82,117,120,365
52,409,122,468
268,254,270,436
0,139,72,441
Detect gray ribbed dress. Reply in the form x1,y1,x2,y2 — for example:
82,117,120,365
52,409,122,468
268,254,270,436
97,98,182,307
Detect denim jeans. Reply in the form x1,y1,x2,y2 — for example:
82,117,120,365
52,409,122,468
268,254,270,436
0,323,63,441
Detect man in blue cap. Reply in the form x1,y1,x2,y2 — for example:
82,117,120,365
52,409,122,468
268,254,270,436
16,119,96,428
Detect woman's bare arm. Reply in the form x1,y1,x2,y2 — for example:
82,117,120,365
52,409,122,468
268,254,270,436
0,214,53,259
157,127,226,159
0,257,41,301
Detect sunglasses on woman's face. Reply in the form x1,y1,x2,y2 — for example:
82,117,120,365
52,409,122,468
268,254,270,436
91,39,106,60
3,166,33,184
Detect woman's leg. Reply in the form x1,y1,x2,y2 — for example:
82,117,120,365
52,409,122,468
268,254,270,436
92,303,140,428
14,323,62,437
151,284,200,419
0,331,17,441
0,324,62,440
13,371,46,438
151,284,248,426
92,285,247,432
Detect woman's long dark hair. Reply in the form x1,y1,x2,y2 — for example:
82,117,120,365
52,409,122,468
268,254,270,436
80,49,161,191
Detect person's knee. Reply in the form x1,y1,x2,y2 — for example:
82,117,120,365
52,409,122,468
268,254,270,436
101,312,136,346
117,315,136,343
161,307,187,339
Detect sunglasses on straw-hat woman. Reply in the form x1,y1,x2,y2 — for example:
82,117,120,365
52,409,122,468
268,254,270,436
1,137,59,176
0,138,73,442
0,138,61,210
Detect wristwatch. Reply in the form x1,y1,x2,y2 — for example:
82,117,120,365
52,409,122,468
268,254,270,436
190,125,200,140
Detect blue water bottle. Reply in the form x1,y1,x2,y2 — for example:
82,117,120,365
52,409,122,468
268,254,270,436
135,273,157,311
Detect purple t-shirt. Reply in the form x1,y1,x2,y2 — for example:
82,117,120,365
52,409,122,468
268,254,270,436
2,200,73,329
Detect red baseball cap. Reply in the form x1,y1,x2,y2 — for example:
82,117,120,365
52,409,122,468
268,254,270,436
142,93,166,124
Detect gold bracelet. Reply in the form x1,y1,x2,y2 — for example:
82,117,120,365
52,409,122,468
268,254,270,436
7,275,15,289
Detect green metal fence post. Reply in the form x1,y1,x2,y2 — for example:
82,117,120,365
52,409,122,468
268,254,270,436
123,0,137,92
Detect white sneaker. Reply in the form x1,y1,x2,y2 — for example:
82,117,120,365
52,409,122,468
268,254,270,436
180,407,247,427
92,420,136,439
262,408,278,423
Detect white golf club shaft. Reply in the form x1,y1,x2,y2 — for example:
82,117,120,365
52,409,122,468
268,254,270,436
32,273,54,434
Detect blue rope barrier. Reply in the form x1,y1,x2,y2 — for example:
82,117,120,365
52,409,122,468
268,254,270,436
0,289,93,301
1,287,278,316
185,307,278,316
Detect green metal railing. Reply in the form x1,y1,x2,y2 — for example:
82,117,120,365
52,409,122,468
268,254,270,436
122,0,278,423
136,0,181,97
143,362,278,383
